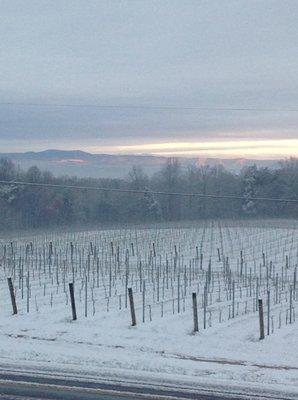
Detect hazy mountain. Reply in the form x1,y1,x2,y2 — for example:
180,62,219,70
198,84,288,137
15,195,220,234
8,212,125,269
0,150,280,179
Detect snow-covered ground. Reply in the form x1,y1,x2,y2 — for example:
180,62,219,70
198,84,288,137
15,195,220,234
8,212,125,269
0,220,297,397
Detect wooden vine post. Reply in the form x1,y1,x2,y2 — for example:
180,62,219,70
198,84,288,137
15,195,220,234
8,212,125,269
258,299,265,340
7,277,18,315
128,288,137,326
69,282,77,321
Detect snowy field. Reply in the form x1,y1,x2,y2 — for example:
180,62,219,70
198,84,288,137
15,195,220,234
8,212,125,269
0,220,297,398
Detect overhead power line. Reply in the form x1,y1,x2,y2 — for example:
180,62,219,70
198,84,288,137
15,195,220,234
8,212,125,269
1,102,298,113
0,180,297,204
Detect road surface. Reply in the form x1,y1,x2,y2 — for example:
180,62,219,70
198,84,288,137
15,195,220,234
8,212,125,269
0,370,294,400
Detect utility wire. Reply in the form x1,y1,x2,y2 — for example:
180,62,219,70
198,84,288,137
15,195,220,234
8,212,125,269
1,102,298,113
0,180,297,203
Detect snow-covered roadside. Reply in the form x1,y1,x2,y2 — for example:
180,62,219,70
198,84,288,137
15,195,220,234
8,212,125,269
0,303,297,398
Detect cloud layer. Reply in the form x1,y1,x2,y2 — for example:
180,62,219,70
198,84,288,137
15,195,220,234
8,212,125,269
1,1,298,156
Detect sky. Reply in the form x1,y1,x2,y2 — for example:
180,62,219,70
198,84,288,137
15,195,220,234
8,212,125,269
0,0,298,159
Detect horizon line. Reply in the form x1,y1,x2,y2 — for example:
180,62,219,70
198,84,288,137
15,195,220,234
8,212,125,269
0,148,294,162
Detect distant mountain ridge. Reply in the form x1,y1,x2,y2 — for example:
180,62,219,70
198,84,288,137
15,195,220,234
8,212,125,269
0,150,280,179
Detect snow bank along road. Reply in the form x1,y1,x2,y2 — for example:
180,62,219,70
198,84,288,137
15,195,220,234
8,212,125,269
0,220,297,398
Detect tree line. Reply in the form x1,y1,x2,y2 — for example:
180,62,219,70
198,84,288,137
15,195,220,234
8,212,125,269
0,157,297,230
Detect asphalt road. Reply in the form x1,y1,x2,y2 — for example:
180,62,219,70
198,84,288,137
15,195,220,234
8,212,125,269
0,370,293,400
0,371,238,400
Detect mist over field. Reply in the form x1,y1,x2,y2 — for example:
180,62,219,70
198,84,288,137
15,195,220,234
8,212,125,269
0,149,281,179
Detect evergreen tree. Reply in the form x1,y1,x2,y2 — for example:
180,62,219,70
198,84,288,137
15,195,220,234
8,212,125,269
241,165,258,215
